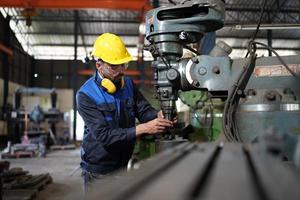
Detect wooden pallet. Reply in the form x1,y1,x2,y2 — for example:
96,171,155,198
3,189,37,200
50,144,76,150
1,151,35,159
3,174,52,200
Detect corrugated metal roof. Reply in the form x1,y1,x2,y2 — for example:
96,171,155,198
1,0,300,60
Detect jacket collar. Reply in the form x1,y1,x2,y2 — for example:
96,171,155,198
94,71,103,86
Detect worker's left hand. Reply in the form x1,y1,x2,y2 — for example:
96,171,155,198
157,110,177,125
157,110,164,119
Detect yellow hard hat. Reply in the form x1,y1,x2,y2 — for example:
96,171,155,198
91,33,132,65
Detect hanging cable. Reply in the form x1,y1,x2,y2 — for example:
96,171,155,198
245,0,268,58
223,41,257,142
223,0,270,142
249,42,300,78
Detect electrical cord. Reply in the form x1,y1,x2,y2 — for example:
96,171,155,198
223,40,299,142
223,0,269,142
249,41,300,78
245,0,268,58
223,41,257,142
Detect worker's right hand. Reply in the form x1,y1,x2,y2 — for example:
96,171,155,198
136,118,173,137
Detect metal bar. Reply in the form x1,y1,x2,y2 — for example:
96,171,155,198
230,46,300,51
0,42,13,56
11,17,140,23
267,12,272,57
30,57,35,87
68,60,71,88
2,16,11,116
225,6,299,13
216,35,300,40
50,59,53,88
0,0,152,11
231,23,300,30
299,0,300,22
77,12,88,56
72,10,79,142
15,32,139,37
30,43,137,48
267,30,273,56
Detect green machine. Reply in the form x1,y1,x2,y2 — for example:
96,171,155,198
179,91,223,142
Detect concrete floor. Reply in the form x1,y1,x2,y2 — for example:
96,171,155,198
7,149,84,200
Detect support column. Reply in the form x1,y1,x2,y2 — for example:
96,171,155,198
72,10,79,141
267,30,272,56
2,15,11,118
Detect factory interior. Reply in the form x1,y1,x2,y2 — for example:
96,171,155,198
0,0,300,199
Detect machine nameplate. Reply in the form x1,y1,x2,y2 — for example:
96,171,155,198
254,64,300,77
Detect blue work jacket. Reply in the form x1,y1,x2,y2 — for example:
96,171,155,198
76,73,157,174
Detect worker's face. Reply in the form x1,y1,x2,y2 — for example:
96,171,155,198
96,60,127,82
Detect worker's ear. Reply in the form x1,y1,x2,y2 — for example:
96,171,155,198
101,77,125,94
96,62,101,70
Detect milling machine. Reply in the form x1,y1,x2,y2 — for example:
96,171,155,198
79,1,300,199
144,0,300,159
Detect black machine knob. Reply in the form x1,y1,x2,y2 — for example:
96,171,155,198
166,68,180,87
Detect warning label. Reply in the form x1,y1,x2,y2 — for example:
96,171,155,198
254,64,300,77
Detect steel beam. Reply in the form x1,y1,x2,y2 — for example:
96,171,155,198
0,42,13,56
2,16,11,119
267,30,273,56
72,10,79,142
225,6,299,14
15,32,139,37
12,17,140,23
216,35,300,40
30,43,137,48
230,46,300,51
0,0,152,11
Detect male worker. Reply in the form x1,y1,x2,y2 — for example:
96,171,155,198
76,33,175,190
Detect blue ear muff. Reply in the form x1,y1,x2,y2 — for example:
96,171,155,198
101,77,125,94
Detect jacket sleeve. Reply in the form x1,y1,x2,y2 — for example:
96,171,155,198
76,91,136,148
133,84,158,123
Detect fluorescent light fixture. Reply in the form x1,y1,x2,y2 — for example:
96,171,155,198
0,8,8,18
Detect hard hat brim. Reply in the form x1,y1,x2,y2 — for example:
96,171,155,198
103,55,133,65
92,53,133,65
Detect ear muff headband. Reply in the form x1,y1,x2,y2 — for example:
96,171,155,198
101,77,125,94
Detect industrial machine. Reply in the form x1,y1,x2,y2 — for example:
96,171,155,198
6,87,64,154
68,1,300,199
144,0,300,159
87,142,300,200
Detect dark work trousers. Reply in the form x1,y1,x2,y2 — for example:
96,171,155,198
81,169,107,195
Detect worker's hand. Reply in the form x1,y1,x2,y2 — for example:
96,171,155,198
157,110,178,124
136,118,173,137
157,110,164,119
